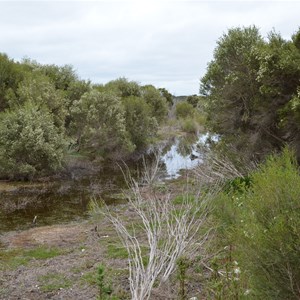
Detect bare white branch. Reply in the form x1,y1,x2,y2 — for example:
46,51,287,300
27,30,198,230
92,156,218,300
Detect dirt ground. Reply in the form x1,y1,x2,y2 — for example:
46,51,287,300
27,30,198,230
0,182,205,300
0,220,189,300
0,219,129,300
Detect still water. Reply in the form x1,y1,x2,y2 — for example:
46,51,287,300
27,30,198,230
0,134,208,233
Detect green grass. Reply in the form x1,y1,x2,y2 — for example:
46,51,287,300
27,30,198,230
81,270,98,285
24,246,64,259
106,244,128,259
172,194,195,205
0,246,66,270
38,272,72,292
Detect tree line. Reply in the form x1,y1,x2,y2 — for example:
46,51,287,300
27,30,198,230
0,55,172,179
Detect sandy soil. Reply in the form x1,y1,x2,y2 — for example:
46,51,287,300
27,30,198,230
0,220,125,300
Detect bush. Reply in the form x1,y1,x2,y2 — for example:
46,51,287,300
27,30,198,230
0,102,65,179
210,149,300,299
239,149,300,299
180,118,198,134
122,96,158,149
142,85,168,123
70,90,134,158
104,77,141,98
175,101,194,119
186,95,200,108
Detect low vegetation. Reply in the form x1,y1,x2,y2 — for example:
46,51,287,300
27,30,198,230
1,25,300,300
38,272,73,292
0,246,66,270
200,148,300,299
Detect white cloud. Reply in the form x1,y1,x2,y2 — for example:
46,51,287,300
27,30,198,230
0,0,299,95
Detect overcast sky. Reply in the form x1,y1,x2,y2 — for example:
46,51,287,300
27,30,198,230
0,0,300,95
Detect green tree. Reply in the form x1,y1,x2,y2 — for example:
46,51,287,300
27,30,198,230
10,74,68,130
186,95,200,108
141,85,168,123
200,26,263,134
29,62,79,91
159,87,173,106
0,102,65,179
255,30,300,157
104,77,141,98
70,90,134,158
200,26,300,160
175,101,194,119
0,53,27,111
122,96,158,149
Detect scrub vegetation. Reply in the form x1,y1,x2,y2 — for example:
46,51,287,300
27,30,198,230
1,25,300,300
0,56,176,180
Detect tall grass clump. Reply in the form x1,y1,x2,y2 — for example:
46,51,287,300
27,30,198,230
209,148,300,299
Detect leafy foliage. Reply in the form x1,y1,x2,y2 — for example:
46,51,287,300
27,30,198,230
186,95,201,108
175,101,194,119
97,264,113,299
122,96,158,149
104,77,141,98
159,87,173,106
141,85,168,123
70,90,134,158
0,52,173,178
0,102,65,179
209,149,300,299
0,53,27,111
11,74,67,129
200,26,300,161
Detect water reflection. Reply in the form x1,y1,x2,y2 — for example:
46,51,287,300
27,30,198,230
0,133,212,233
161,134,203,179
0,167,127,233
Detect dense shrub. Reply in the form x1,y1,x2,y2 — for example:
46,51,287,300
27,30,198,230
122,96,158,149
104,77,141,98
210,149,300,299
141,85,168,123
200,26,300,161
70,90,134,158
0,53,173,178
180,118,198,134
0,102,65,179
175,101,194,119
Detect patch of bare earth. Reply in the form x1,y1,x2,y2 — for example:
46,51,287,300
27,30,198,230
0,219,127,300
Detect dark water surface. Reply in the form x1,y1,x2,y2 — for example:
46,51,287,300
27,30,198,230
0,134,208,233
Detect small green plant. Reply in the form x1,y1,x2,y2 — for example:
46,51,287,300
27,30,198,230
177,257,190,300
97,264,113,300
173,194,195,205
81,270,98,286
24,246,64,260
205,254,244,300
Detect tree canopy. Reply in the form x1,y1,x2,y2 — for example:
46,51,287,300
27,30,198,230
200,26,300,161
